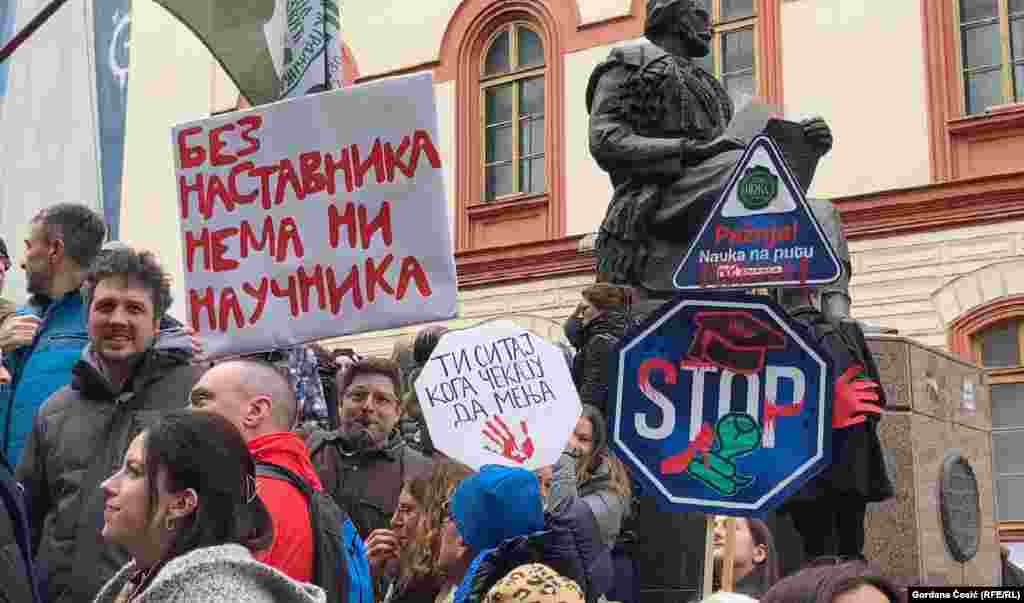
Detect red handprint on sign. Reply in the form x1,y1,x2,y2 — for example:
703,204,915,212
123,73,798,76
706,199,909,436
482,416,535,464
833,365,882,429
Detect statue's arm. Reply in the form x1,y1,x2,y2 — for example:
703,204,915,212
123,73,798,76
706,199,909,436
588,65,687,180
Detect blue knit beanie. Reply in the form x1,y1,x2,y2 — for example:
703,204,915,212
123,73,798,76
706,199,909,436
451,464,544,553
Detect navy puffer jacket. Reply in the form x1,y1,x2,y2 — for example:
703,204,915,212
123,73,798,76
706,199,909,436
453,497,612,603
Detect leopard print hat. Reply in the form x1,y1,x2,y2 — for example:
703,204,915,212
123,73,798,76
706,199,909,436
484,564,584,603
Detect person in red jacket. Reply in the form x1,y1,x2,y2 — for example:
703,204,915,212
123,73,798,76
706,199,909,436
188,358,320,582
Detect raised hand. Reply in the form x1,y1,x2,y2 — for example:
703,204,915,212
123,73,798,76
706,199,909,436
0,314,40,353
482,416,535,464
364,528,400,577
801,116,833,155
833,365,882,429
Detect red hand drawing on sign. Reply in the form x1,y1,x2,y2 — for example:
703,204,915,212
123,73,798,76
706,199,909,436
660,422,715,475
482,416,535,464
833,365,882,429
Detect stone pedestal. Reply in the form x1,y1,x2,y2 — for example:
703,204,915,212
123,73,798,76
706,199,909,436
865,336,1000,585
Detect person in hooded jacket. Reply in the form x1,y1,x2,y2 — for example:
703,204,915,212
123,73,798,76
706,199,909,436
563,285,634,417
436,465,613,603
16,247,204,603
189,359,323,582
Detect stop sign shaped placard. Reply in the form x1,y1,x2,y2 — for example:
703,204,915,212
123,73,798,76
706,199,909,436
610,291,834,516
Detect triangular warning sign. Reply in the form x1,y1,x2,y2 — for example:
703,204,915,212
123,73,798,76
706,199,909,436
673,135,842,290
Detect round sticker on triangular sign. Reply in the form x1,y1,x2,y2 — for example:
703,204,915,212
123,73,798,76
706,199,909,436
672,134,842,290
721,149,796,218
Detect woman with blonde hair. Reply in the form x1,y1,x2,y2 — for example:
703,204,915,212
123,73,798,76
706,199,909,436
366,459,474,603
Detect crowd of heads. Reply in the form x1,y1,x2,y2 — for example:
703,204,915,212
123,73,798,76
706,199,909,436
0,203,910,603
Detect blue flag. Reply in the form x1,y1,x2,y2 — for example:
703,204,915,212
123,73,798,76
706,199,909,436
93,0,131,239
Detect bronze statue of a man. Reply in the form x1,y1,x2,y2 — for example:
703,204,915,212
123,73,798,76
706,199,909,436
586,0,833,295
584,0,893,565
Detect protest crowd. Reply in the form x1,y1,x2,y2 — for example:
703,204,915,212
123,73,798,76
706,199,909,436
0,202,931,603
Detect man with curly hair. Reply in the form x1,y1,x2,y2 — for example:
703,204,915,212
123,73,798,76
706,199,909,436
16,246,204,603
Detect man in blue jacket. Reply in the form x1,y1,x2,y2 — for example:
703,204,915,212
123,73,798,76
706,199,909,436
0,203,106,465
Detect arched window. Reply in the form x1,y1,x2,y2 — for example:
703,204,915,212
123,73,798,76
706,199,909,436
973,319,1024,533
481,23,546,202
450,1,565,252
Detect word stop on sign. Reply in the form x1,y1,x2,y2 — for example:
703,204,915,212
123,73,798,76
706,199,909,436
635,358,806,447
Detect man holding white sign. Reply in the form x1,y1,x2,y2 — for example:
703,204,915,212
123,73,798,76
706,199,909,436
172,72,458,359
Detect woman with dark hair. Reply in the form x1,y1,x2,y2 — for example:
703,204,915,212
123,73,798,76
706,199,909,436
563,285,635,416
760,559,904,603
710,516,779,598
93,411,325,603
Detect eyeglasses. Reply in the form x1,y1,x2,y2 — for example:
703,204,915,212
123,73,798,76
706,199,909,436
343,387,399,408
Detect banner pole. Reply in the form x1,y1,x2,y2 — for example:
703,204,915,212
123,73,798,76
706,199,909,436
702,515,715,598
0,0,73,63
722,517,737,592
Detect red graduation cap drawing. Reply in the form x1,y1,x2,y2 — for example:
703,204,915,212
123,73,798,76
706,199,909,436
682,310,786,375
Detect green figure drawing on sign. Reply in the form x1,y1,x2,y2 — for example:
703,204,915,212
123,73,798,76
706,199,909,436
660,412,762,496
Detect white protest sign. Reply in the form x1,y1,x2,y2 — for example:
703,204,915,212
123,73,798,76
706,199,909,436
173,72,458,357
415,321,582,471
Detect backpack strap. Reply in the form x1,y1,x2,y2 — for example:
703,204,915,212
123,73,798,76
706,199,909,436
255,461,313,499
255,461,334,595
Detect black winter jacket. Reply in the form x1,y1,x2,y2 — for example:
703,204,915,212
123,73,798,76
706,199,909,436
454,497,613,603
307,429,432,539
571,312,630,416
16,345,203,603
0,452,41,603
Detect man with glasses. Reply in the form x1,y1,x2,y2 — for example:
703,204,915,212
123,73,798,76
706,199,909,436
307,357,432,539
